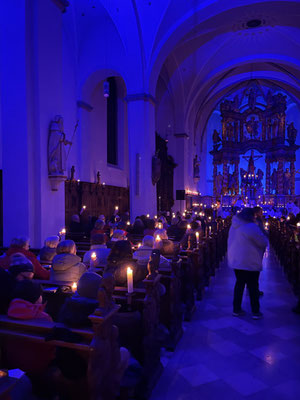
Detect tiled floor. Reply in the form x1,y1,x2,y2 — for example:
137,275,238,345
151,248,300,399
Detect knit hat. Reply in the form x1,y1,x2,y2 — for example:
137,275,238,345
9,253,34,278
77,272,102,299
12,280,43,304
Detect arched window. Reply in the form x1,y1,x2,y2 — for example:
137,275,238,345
107,77,118,165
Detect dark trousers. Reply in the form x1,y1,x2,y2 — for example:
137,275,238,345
233,269,260,313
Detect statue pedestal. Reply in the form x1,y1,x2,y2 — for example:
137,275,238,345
48,174,67,191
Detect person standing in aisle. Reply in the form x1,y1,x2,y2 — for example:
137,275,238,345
228,208,268,319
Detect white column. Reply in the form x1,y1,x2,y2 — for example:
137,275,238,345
126,94,156,219
0,0,66,247
173,133,189,212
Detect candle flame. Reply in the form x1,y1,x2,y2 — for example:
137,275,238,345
72,282,77,291
138,243,141,248
91,252,97,260
155,235,161,241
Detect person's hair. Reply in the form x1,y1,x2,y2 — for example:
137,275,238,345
107,240,133,264
44,235,60,248
142,235,154,248
71,214,80,223
11,280,42,304
237,208,255,222
178,220,188,230
145,219,155,230
56,240,76,254
94,219,105,230
117,221,127,231
112,229,126,240
133,218,144,229
10,236,29,249
154,228,168,239
91,234,105,245
191,221,199,231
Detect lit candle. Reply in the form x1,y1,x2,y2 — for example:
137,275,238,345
83,205,86,210
155,215,158,219
158,222,162,229
183,212,186,217
115,206,119,211
72,282,77,292
196,231,199,244
155,235,161,242
187,224,191,230
77,179,80,183
146,214,150,218
209,226,212,235
138,243,141,248
127,267,133,293
297,222,300,228
127,221,130,226
90,252,97,268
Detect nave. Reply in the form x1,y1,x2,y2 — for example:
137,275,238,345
151,249,300,400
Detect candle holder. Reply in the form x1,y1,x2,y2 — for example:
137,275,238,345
126,291,136,311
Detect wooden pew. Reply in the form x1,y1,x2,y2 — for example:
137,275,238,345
0,285,124,400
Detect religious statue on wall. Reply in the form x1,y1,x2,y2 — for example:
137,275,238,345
226,122,234,141
193,155,200,181
215,172,223,195
48,115,72,175
287,122,297,146
213,129,221,150
283,168,292,195
246,87,257,110
245,116,259,139
271,168,278,194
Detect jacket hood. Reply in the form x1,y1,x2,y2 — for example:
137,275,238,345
231,214,250,229
7,299,52,321
52,253,81,271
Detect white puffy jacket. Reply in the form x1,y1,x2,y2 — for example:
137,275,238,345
227,215,268,271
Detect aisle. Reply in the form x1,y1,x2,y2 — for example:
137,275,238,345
150,249,300,400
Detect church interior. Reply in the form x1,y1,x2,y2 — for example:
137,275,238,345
1,1,300,399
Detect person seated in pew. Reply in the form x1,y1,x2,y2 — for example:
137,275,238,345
0,236,50,280
167,219,188,242
5,280,55,375
133,235,170,269
105,241,146,286
58,271,102,327
130,218,145,235
107,229,128,249
143,219,156,236
38,235,60,263
51,240,87,282
153,229,176,257
90,218,107,239
180,221,202,249
69,214,83,233
83,234,111,270
0,254,35,313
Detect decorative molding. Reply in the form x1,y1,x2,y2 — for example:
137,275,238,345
124,93,157,105
174,133,189,139
77,100,93,112
51,0,69,12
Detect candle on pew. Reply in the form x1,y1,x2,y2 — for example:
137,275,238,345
187,224,191,231
137,243,141,248
127,267,133,293
72,282,77,292
158,222,162,229
154,215,158,219
155,235,161,242
90,252,97,268
297,222,300,228
209,226,212,235
115,205,119,211
146,214,150,218
196,231,199,245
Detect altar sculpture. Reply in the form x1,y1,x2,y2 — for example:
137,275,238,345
210,85,299,199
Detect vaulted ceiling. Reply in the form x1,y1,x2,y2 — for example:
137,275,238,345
66,0,300,139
